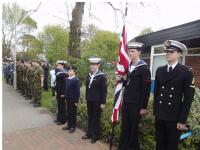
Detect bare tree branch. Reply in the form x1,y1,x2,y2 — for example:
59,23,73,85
65,2,70,23
106,2,124,17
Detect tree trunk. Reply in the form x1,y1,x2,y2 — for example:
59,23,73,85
67,2,85,58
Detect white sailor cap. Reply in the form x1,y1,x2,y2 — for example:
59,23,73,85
164,40,187,52
88,57,101,64
127,42,144,50
56,60,67,64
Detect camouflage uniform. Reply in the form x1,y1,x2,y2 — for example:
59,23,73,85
16,63,21,91
33,65,43,105
19,64,24,94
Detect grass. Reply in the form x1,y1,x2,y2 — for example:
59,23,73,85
41,90,57,113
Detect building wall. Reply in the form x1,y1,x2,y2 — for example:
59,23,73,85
185,56,200,88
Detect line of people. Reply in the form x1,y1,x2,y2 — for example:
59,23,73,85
4,39,195,149
16,59,44,107
52,58,107,143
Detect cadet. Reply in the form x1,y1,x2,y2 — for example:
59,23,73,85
153,40,195,150
30,61,36,104
82,57,107,143
62,66,80,133
42,61,49,91
118,42,151,150
25,61,32,100
32,60,44,107
54,60,68,125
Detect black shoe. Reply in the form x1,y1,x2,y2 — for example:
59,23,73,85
57,122,65,125
25,97,30,100
69,128,75,133
33,103,41,107
82,134,91,139
62,126,70,130
30,100,35,104
91,138,98,143
54,120,59,123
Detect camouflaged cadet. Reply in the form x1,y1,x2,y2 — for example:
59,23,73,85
32,59,44,107
30,60,36,104
23,61,29,99
21,60,27,96
25,61,32,100
19,60,25,95
16,60,21,92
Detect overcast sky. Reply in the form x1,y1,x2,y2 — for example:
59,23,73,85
2,0,200,41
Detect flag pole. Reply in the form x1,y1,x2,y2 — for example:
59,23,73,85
109,3,128,150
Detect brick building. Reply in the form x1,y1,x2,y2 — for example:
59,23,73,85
129,20,200,89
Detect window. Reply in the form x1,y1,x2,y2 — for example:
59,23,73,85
187,48,200,56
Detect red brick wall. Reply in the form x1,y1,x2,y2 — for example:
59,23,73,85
185,56,200,88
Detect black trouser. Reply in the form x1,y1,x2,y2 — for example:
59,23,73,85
51,87,55,96
118,103,141,150
86,101,102,139
56,93,67,123
43,77,48,90
155,119,180,150
66,99,77,128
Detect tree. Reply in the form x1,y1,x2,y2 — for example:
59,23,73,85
138,27,153,36
38,25,69,63
2,2,40,58
67,2,85,58
82,30,119,63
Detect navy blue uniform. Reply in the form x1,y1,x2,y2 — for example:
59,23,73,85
85,71,107,139
55,69,67,123
153,63,195,150
65,76,80,128
118,60,151,150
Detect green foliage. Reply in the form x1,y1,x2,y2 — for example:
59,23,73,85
22,16,37,30
38,25,69,63
41,90,56,113
138,27,153,36
2,2,37,57
82,30,119,63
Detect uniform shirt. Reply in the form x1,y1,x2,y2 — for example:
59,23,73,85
123,60,151,109
167,61,178,72
55,69,67,95
65,76,80,103
153,63,195,123
86,71,107,104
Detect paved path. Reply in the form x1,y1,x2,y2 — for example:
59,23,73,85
2,82,112,150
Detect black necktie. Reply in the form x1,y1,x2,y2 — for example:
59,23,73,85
169,66,173,72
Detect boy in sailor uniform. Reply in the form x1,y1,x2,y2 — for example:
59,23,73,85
82,57,107,143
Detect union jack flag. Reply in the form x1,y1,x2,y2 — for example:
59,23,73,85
111,25,130,123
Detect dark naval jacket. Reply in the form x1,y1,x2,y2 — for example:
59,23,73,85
55,69,67,95
123,60,151,109
153,63,195,124
86,71,107,104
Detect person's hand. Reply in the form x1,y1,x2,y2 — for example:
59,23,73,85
75,103,78,106
116,75,122,82
60,95,65,98
177,123,188,130
100,104,105,109
41,84,44,87
139,109,147,116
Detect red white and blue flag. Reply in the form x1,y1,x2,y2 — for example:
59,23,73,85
111,25,130,123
